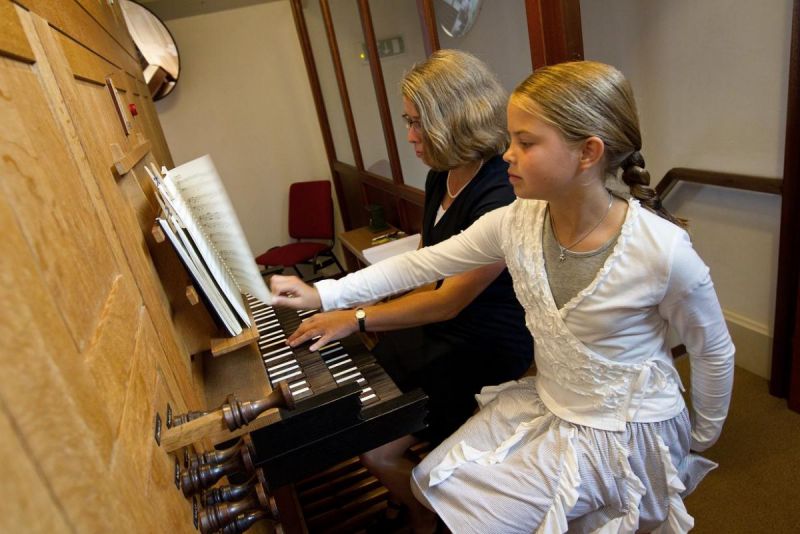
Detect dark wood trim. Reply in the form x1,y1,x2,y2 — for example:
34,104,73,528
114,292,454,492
416,0,439,56
357,0,404,184
773,0,800,404
333,164,425,207
525,0,584,68
289,0,335,166
656,168,783,198
560,0,584,62
332,161,425,232
525,0,548,69
791,287,800,410
289,0,356,229
320,0,364,171
395,184,426,206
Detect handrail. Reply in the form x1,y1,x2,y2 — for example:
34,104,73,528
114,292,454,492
656,167,783,198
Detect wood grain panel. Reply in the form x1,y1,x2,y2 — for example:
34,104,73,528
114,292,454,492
399,197,424,234
15,0,139,76
131,78,173,168
0,192,127,531
110,308,160,487
43,32,198,405
0,0,34,62
2,8,199,532
76,0,138,59
58,29,119,85
1,2,279,531
0,407,73,533
26,0,198,429
148,368,198,533
82,275,141,457
0,56,120,353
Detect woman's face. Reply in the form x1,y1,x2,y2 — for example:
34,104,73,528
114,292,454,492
503,102,583,201
402,97,426,163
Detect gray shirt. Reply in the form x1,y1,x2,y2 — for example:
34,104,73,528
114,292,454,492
542,212,619,309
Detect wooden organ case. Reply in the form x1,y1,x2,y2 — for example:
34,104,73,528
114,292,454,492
0,2,426,533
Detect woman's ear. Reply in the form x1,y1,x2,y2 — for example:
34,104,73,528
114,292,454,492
579,136,605,170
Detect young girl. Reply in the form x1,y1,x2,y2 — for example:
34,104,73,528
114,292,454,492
271,61,734,533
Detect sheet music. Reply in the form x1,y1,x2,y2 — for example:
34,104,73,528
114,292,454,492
163,155,272,317
156,217,243,336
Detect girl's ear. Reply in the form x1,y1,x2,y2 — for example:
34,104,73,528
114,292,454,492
578,136,605,170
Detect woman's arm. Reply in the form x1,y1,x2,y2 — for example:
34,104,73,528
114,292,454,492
287,262,507,351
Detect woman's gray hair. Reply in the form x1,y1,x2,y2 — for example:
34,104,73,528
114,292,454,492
401,49,507,170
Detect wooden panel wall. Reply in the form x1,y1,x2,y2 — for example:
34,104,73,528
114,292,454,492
0,1,207,531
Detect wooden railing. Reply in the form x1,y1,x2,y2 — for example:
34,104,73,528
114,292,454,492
656,167,783,198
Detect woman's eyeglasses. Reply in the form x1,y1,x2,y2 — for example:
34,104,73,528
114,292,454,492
401,114,423,132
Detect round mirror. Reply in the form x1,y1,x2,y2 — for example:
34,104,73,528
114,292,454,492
120,0,180,101
435,0,484,38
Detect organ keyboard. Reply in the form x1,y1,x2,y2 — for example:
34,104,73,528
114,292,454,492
242,294,428,490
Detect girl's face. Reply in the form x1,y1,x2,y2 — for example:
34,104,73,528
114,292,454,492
503,102,583,201
402,97,426,163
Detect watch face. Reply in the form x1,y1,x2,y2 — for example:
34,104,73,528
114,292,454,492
356,309,366,319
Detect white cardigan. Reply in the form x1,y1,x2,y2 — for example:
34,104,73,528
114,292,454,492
316,198,735,451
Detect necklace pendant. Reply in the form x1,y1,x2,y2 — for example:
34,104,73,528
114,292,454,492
559,250,566,262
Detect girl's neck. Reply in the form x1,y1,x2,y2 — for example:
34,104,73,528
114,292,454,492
547,183,623,251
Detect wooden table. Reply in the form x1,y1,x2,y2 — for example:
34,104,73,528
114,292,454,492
339,225,398,269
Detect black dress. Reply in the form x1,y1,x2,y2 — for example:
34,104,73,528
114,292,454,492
373,154,533,445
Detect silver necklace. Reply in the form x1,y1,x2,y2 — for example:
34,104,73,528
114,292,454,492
446,160,483,198
549,192,614,262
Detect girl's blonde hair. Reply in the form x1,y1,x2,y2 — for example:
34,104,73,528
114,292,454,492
401,49,507,170
511,61,682,226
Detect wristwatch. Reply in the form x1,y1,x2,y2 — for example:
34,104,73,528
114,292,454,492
355,307,367,332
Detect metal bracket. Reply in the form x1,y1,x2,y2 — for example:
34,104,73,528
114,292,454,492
153,412,162,445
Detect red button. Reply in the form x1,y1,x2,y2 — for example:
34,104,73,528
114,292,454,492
128,103,138,116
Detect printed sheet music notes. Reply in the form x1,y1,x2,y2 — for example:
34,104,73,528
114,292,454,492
146,155,271,337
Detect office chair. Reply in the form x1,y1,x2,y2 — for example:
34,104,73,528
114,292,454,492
255,180,344,279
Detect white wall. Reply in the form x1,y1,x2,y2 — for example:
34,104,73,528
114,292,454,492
154,1,332,258
437,0,532,93
581,0,791,377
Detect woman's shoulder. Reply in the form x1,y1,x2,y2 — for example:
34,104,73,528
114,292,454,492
424,168,447,193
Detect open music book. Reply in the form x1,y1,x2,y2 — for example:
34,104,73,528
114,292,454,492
146,155,271,336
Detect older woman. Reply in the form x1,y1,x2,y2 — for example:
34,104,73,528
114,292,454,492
278,50,532,532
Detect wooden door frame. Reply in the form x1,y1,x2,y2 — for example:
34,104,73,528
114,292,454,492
772,0,800,410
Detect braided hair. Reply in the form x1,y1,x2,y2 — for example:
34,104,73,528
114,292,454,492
621,151,685,227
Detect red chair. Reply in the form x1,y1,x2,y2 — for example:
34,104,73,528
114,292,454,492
256,180,344,278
